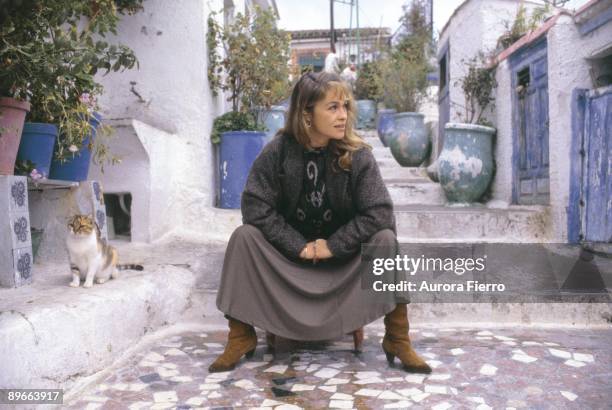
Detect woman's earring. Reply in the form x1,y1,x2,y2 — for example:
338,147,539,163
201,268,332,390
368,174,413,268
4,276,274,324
305,120,312,128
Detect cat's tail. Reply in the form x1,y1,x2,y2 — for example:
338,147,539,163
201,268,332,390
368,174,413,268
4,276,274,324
117,264,144,271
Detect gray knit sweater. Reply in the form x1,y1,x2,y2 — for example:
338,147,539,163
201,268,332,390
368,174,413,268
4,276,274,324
241,134,396,259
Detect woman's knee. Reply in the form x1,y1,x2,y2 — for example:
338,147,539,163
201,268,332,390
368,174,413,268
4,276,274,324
369,229,396,245
232,224,262,242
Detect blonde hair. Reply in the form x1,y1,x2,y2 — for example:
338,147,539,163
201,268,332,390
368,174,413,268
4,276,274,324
282,71,369,170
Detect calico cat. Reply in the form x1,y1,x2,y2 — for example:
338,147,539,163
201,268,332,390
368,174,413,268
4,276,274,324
66,214,142,288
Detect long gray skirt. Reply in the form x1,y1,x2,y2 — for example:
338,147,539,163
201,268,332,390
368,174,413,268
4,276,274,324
216,224,398,341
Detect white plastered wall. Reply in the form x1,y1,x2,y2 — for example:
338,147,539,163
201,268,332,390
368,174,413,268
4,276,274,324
439,0,544,124
491,59,514,204
90,0,226,242
546,14,612,241
491,12,611,241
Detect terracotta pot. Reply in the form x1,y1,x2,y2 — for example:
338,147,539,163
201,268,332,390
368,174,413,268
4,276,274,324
0,97,31,175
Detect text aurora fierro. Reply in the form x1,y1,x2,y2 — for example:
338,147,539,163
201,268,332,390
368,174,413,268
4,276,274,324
372,280,506,292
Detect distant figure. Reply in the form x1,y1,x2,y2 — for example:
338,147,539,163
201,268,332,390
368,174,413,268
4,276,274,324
324,45,340,74
341,63,357,90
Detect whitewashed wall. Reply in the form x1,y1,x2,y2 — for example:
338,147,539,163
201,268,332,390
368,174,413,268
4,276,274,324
439,0,543,124
546,13,612,241
491,59,514,205
491,12,611,241
90,0,226,242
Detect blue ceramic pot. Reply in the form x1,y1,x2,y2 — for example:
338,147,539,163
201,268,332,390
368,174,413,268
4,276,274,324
49,113,101,182
356,100,376,129
388,112,430,167
219,130,267,209
438,123,495,203
17,122,58,177
257,105,286,143
376,108,396,147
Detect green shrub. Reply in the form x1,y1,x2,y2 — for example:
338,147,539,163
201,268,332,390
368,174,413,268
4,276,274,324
211,111,263,145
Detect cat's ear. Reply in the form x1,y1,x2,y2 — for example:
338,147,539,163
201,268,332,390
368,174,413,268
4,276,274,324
67,216,75,232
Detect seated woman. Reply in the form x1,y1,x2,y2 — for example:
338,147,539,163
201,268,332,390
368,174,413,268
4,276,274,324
210,71,431,374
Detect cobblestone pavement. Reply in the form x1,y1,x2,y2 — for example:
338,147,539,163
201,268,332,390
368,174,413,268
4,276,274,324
67,326,611,410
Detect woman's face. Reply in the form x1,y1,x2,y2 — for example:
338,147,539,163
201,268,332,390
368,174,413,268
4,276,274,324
307,89,349,147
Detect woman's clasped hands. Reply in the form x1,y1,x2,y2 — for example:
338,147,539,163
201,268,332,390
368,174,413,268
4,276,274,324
300,239,333,264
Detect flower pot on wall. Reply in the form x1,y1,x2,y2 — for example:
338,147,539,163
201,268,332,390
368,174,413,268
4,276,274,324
388,112,430,167
17,123,59,178
219,130,267,209
257,105,286,143
356,100,376,129
0,97,31,175
49,113,101,182
438,123,495,203
376,108,396,147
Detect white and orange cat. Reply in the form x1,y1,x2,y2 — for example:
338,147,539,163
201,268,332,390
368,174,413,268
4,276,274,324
66,214,142,288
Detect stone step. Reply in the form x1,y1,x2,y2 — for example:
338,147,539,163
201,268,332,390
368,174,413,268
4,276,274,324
387,180,446,206
377,157,404,168
380,166,429,181
0,263,195,390
372,146,394,160
395,204,549,242
207,204,549,243
364,136,383,149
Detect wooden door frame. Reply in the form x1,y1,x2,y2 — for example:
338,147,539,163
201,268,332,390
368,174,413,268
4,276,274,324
510,38,549,204
568,85,612,243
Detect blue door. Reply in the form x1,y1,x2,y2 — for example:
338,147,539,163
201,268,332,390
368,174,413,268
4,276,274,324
510,39,550,205
583,88,612,242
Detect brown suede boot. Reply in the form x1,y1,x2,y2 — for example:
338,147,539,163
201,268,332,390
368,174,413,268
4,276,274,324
208,317,257,372
382,304,432,373
352,327,364,353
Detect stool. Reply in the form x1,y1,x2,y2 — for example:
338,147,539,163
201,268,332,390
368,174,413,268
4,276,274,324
265,327,364,353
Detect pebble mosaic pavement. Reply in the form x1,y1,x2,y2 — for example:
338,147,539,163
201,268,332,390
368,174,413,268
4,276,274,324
67,327,611,409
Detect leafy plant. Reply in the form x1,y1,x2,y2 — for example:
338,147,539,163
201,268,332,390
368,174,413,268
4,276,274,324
14,159,37,175
497,4,552,51
354,61,383,101
207,6,291,116
379,0,431,113
0,0,142,163
454,53,498,125
210,111,263,145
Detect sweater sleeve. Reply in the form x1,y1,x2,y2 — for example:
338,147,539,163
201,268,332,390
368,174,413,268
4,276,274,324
326,148,395,259
241,142,308,259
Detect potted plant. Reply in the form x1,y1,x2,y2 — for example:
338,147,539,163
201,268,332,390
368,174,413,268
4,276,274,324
354,61,382,130
207,6,291,209
1,0,142,181
437,53,498,203
0,6,32,175
380,1,431,167
496,4,552,52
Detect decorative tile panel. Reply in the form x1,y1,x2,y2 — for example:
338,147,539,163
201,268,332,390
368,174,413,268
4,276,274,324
12,247,33,287
0,175,28,212
10,212,31,248
1,175,33,288
74,180,108,241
